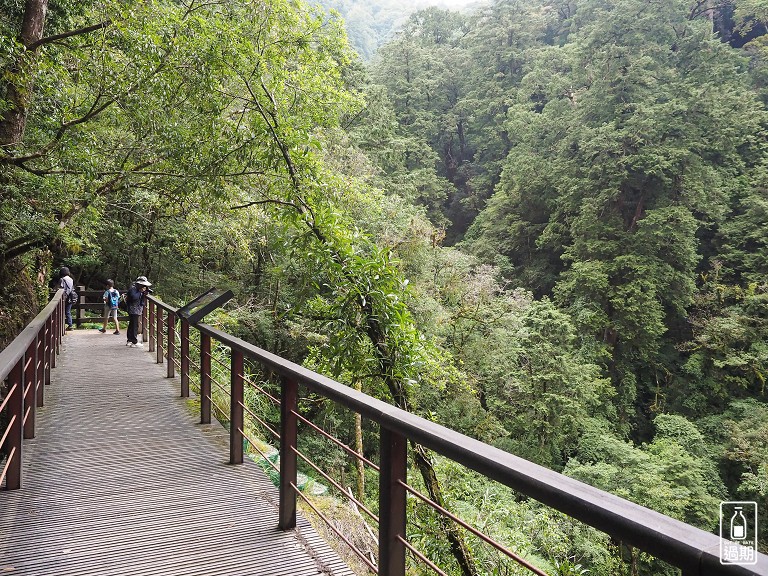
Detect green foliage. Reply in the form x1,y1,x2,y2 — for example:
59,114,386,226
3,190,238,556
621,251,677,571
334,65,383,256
676,276,768,414
315,0,469,60
566,415,725,533
2,0,360,274
717,169,768,283
406,457,623,576
462,293,614,468
366,1,549,240
733,0,768,35
699,399,768,547
459,0,766,434
4,0,768,572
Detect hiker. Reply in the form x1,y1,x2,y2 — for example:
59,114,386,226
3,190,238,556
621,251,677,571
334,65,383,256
99,279,121,335
59,267,75,330
126,276,151,347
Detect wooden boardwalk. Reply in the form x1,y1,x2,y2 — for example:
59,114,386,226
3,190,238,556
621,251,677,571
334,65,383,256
0,330,354,576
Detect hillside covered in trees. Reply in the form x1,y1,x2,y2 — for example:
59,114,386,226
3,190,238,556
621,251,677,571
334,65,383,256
316,0,484,59
1,0,767,574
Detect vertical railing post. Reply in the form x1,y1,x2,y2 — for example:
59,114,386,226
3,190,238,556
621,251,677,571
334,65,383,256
379,427,407,576
156,305,163,364
180,318,190,397
52,304,58,364
200,332,211,424
279,376,299,530
35,328,44,407
5,357,25,489
76,285,85,328
54,296,61,354
22,340,36,439
230,349,244,465
141,298,148,343
58,293,65,341
59,293,65,339
166,311,175,378
45,316,53,382
148,300,155,352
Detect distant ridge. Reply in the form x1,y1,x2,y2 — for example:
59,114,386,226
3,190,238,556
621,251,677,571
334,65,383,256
315,0,484,60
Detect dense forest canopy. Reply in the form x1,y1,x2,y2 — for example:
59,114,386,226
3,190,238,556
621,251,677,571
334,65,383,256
1,0,767,574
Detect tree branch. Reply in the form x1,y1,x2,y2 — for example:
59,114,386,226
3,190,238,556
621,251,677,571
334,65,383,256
0,95,116,167
230,198,302,211
2,32,175,168
18,167,268,178
1,234,50,263
3,233,41,253
28,20,112,51
52,160,155,230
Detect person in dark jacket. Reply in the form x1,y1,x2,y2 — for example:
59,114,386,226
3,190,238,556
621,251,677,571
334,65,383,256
59,267,75,330
126,276,151,347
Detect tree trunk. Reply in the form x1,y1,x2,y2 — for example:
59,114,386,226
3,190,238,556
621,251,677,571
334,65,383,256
413,443,480,576
0,0,48,146
360,285,479,576
255,87,481,576
354,380,365,503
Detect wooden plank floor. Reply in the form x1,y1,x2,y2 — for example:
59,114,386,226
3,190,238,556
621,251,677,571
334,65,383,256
0,330,355,576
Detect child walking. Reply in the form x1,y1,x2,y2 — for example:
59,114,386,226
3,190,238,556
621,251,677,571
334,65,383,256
99,279,121,334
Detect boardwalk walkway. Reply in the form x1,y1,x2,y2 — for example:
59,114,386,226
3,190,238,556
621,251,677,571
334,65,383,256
0,330,354,576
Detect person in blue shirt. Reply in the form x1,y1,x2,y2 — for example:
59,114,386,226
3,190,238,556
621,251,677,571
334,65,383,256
126,276,151,348
99,279,120,335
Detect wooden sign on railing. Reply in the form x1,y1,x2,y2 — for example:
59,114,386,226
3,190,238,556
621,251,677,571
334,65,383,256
176,288,233,325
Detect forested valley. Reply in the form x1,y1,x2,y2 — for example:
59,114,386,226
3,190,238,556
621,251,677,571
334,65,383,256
1,0,767,574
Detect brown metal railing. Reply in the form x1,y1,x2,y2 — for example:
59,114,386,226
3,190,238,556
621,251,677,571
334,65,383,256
0,289,65,489
64,287,132,328
145,295,768,576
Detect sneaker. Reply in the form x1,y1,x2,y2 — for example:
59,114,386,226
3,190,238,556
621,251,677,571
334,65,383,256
113,331,120,335
134,342,144,348
98,328,106,333
126,341,132,347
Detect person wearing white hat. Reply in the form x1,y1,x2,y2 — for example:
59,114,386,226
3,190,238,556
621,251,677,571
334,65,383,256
125,275,152,347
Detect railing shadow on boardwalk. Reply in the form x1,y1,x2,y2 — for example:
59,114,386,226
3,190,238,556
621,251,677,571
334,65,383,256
2,290,768,576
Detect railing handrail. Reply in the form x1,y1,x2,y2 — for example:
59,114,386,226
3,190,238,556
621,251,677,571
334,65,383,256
151,297,177,314
147,295,768,575
1,288,64,490
0,289,64,382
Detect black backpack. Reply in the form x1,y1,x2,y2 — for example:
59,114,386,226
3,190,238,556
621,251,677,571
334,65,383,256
67,287,79,304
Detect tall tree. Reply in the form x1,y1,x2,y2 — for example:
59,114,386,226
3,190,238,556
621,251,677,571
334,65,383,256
467,0,766,433
367,1,552,241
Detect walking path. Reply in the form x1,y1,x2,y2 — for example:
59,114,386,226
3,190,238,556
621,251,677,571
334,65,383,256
0,330,353,576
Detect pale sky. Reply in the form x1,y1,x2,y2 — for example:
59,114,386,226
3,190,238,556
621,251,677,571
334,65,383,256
426,0,487,8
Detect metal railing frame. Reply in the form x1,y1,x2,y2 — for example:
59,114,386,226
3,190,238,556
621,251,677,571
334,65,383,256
0,289,65,490
144,295,768,576
64,287,132,327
